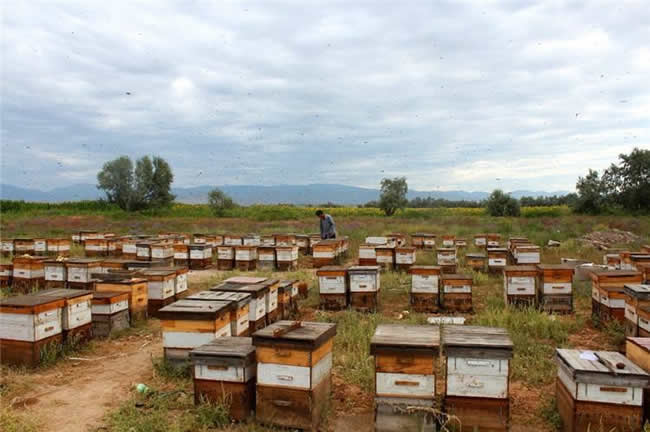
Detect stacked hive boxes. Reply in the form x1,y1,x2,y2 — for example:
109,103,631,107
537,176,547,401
624,285,650,337
537,264,574,314
66,258,101,290
95,277,149,323
141,269,177,317
212,277,270,332
591,270,643,326
12,256,46,292
91,291,130,337
358,244,378,266
504,266,537,307
276,245,299,271
186,291,252,337
375,245,395,271
441,274,473,313
235,245,258,271
348,266,380,313
437,247,457,274
409,266,441,313
44,259,67,289
394,246,416,272
411,233,436,249
318,266,347,310
371,324,439,432
189,244,212,269
253,321,336,431
466,253,486,272
487,248,508,273
37,289,93,343
626,337,650,423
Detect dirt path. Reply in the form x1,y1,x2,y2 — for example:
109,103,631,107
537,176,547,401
9,327,161,432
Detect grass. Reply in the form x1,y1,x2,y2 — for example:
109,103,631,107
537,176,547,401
0,406,41,432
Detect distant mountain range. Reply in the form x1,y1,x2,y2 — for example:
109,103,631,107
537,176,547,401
0,183,571,205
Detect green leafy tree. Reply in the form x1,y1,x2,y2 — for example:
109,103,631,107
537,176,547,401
379,177,408,216
601,148,650,212
485,189,520,217
97,155,175,211
208,187,236,216
573,169,607,214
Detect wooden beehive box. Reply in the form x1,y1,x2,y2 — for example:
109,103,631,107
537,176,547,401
150,243,174,265
514,245,541,265
317,266,347,311
36,288,93,343
437,247,457,266
624,285,650,337
235,245,258,271
79,230,100,242
216,246,235,270
208,234,224,248
46,238,71,256
173,244,189,267
159,299,233,364
257,246,276,270
409,266,441,313
14,238,35,255
100,258,131,274
375,246,395,271
168,266,189,298
604,253,622,269
65,258,102,290
591,270,643,326
136,241,153,261
371,324,440,432
487,233,501,248
120,238,137,260
444,325,513,432
556,348,648,432
388,233,407,247
365,236,389,246
280,279,299,318
395,246,416,271
261,234,276,247
312,240,339,268
276,280,293,320
487,248,508,272
537,264,574,314
441,274,473,313
348,266,381,313
260,279,280,324
455,239,467,248
44,259,67,289
243,235,261,247
308,234,321,251
639,263,650,284
276,245,298,271
503,266,537,308
474,234,487,248
85,238,109,257
1,238,14,256
466,253,487,272
411,233,436,249
33,238,47,255
224,234,243,246
12,256,47,293
0,294,64,367
212,278,270,331
107,238,121,256
186,291,252,337
626,337,650,423
189,244,212,270
253,321,337,432
441,234,456,248
295,234,310,252
507,237,529,251
0,263,12,287
358,243,377,266
192,233,207,244
91,291,130,337
274,234,296,247
140,269,177,317
95,278,149,323
190,337,257,421
631,254,650,271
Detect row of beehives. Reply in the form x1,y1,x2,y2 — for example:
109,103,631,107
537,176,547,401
158,277,306,364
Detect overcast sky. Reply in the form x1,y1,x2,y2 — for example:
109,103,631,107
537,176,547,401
1,0,648,193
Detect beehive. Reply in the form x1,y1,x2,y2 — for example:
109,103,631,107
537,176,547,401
507,237,529,252
317,266,347,311
159,299,233,364
276,280,293,320
32,238,46,255
224,234,243,246
626,337,650,423
639,263,650,284
503,266,537,308
169,266,189,298
46,238,71,256
411,233,436,250
189,244,212,269
120,238,138,260
441,234,456,248
136,241,153,261
253,321,336,432
243,234,261,247
455,239,467,248
260,279,280,324
488,248,508,272
85,238,109,257
591,270,643,326
366,236,390,246
556,348,648,432
107,238,121,256
358,243,377,266
0,264,12,287
348,266,380,313
100,258,131,274
388,233,407,247
140,269,177,317
643,245,650,253
631,254,650,271
274,234,296,247
65,258,102,290
212,277,270,331
12,256,47,293
395,246,416,272
262,234,276,247
466,253,487,272
295,234,310,253
171,243,188,267
256,246,276,270
91,291,130,337
437,247,457,266
186,291,252,336
474,234,487,248
281,279,300,317
514,244,541,265
150,243,174,265
624,285,650,337
444,325,513,432
371,324,440,432
1,238,14,257
95,278,149,323
14,238,35,255
36,289,94,343
235,245,258,271
312,240,339,268
487,233,501,248
190,337,257,421
442,274,473,313
375,246,395,271
206,234,224,248
604,253,622,270
409,266,441,313
79,230,100,242
217,246,235,270
537,264,574,314
308,234,321,252
0,294,64,367
44,259,67,289
193,233,207,244
276,245,298,271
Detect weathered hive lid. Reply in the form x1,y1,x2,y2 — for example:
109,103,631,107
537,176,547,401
96,277,147,285
443,325,513,359
627,337,650,353
225,276,268,284
190,337,255,361
487,247,508,252
0,294,65,313
442,274,472,281
624,284,650,300
631,254,650,260
139,269,177,278
537,264,574,271
157,299,232,321
66,258,103,265
197,290,252,307
465,253,487,258
253,321,337,350
437,247,455,252
413,233,436,237
396,246,416,251
189,243,210,248
212,282,269,295
371,324,440,355
153,266,189,274
409,265,441,271
348,265,380,273
36,288,93,301
556,349,649,386
590,269,641,277
504,265,537,272
43,259,67,266
317,266,347,274
92,291,130,304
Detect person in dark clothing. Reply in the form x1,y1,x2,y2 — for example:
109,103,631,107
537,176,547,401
315,209,337,239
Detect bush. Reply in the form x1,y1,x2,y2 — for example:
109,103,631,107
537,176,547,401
485,190,520,217
207,188,236,217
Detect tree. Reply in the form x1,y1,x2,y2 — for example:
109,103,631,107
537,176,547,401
379,177,408,216
97,155,175,211
208,187,236,216
601,148,650,212
573,169,607,214
485,189,520,217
